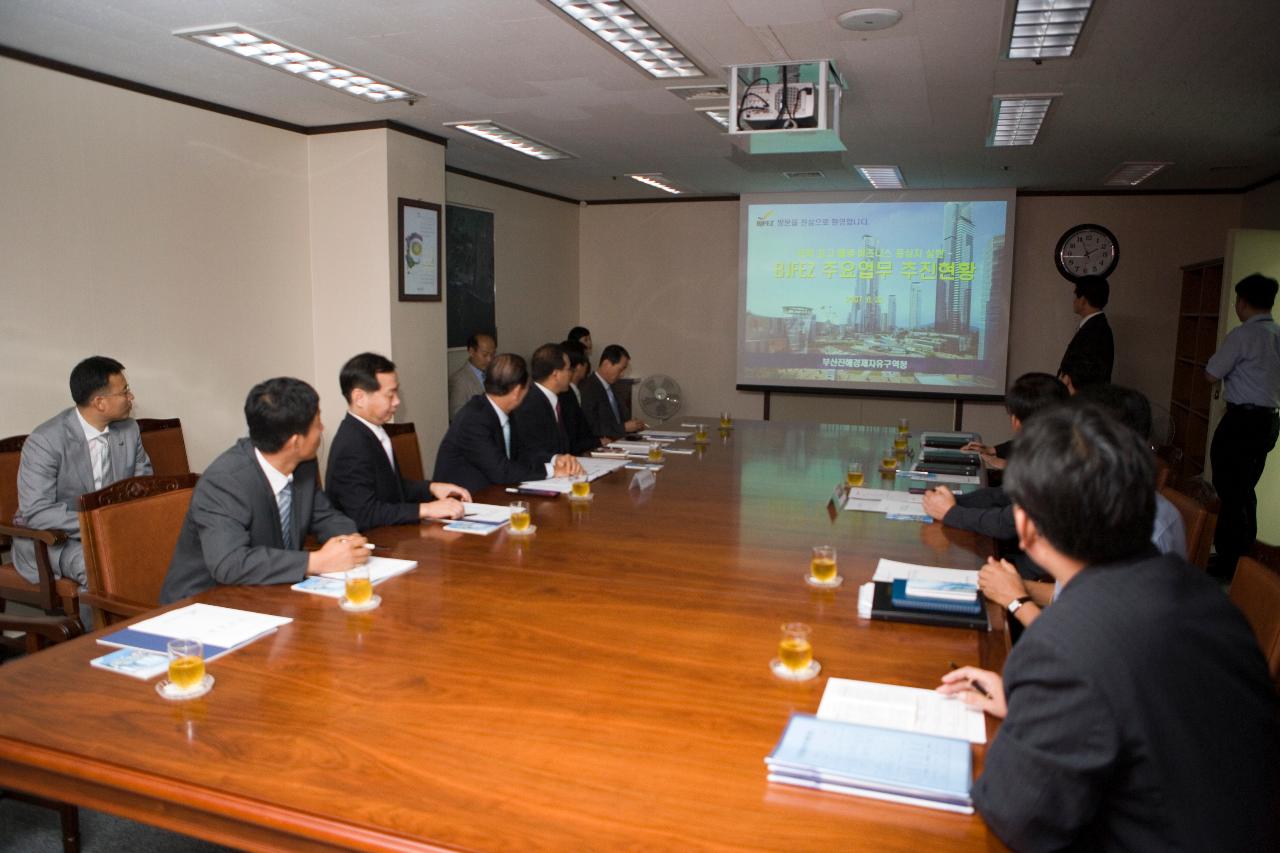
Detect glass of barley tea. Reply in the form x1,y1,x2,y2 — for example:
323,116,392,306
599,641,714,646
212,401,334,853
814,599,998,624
719,411,733,429
771,623,819,680
157,637,213,700
893,433,908,453
897,417,910,435
694,423,708,444
846,461,864,487
340,563,380,612
881,448,899,472
509,500,532,533
810,545,838,584
570,474,591,500
647,441,663,462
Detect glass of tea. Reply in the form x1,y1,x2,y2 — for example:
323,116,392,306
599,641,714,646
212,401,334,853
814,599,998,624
810,545,838,584
881,448,899,472
893,433,908,453
897,417,910,435
771,623,818,680
167,638,205,692
509,500,532,534
694,423,708,444
846,461,864,487
339,563,380,611
570,474,591,500
719,411,733,429
647,441,663,462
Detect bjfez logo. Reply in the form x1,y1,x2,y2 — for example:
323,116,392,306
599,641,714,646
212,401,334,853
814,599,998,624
755,210,776,226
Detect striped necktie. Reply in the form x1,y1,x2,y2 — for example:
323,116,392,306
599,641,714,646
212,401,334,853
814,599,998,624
278,482,294,548
92,434,111,490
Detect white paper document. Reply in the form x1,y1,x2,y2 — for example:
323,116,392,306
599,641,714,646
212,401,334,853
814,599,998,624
817,678,987,744
843,488,928,517
872,558,979,587
458,502,512,524
607,440,658,452
320,555,418,582
902,470,981,485
520,457,629,493
126,603,292,650
638,429,692,439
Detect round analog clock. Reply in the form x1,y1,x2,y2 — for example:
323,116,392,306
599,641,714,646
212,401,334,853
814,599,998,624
1054,224,1120,280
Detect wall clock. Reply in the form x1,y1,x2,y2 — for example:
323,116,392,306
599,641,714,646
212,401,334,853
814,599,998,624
1054,224,1119,280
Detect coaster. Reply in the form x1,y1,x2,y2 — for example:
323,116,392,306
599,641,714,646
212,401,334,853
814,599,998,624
567,493,593,503
770,659,821,682
340,594,382,613
156,674,214,701
508,524,537,536
805,574,844,589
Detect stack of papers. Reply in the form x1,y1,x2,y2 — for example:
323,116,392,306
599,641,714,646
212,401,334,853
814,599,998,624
293,556,419,596
520,457,629,493
637,429,691,440
842,487,932,522
872,559,979,588
817,678,987,743
901,470,981,486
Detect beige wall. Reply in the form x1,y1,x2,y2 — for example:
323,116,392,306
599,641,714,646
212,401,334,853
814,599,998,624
579,194,1243,447
444,173,580,372
0,56,314,470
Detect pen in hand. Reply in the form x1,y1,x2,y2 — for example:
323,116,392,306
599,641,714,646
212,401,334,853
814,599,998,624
948,661,991,698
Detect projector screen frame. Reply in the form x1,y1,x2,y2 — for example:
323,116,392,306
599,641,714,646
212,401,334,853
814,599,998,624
737,188,1017,401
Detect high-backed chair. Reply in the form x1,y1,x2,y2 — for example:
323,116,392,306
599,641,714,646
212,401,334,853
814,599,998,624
0,611,83,853
1250,540,1280,573
1159,482,1220,571
384,422,425,482
0,434,79,618
79,473,198,626
137,418,191,476
1229,556,1280,689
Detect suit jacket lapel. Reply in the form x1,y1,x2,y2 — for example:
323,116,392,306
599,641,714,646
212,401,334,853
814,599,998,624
62,409,95,493
242,440,289,548
350,414,404,499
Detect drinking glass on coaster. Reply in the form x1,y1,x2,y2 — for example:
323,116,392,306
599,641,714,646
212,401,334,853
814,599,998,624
569,473,592,502
880,448,899,473
340,563,381,612
694,423,708,444
771,623,820,681
893,433,909,453
647,441,663,462
806,545,842,588
508,500,535,535
719,411,733,429
897,417,910,435
845,461,864,488
157,638,213,700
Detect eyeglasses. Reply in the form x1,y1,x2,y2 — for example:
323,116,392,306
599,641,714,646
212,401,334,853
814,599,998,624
96,386,133,400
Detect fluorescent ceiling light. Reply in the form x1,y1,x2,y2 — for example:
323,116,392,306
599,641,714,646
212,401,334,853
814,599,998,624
666,84,729,102
1007,0,1094,59
545,0,704,78
443,121,575,160
1104,161,1173,186
696,106,730,129
627,173,682,194
175,25,418,104
987,95,1056,146
855,166,905,189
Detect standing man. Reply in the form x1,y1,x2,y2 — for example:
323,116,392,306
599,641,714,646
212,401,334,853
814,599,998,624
567,326,592,357
433,353,583,495
448,332,496,421
939,404,1277,852
325,353,470,532
579,345,646,440
161,378,367,603
511,344,598,461
1057,275,1113,388
1206,273,1280,580
13,356,152,587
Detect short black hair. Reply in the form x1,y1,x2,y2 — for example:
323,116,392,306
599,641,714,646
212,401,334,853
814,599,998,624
245,377,320,453
1075,384,1153,441
529,343,569,383
484,353,529,396
1004,403,1156,565
561,339,589,369
1005,372,1068,422
598,344,630,366
1235,273,1278,311
1059,354,1107,390
339,352,395,402
1073,275,1109,310
567,326,591,343
70,356,125,406
466,332,496,351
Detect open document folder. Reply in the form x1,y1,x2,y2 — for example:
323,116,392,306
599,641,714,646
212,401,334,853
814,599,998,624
519,456,629,493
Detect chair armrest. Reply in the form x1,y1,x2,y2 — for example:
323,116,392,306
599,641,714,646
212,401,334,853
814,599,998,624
0,523,73,615
79,591,153,621
0,523,69,547
0,612,83,652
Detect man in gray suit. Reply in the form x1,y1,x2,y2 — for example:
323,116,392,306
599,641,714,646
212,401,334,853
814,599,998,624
14,356,152,586
160,377,368,603
447,332,496,421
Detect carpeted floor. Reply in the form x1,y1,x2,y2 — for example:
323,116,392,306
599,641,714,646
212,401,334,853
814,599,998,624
0,798,239,853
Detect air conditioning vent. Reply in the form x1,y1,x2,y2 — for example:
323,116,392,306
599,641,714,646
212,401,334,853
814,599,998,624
784,170,825,179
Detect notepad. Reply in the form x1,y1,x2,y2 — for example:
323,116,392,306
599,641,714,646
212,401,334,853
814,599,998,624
90,648,170,680
293,556,419,597
520,457,629,493
96,603,292,661
817,677,987,743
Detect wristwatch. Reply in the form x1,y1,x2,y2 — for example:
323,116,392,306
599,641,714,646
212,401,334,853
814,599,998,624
1007,596,1033,615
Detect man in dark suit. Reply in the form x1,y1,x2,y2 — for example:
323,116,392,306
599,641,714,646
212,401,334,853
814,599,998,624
433,353,582,495
1057,274,1113,390
325,353,470,531
512,343,598,460
161,378,369,603
14,356,153,587
579,344,646,440
939,404,1277,852
559,339,600,453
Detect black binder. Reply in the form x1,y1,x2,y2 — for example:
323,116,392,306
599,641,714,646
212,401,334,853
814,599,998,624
870,582,990,631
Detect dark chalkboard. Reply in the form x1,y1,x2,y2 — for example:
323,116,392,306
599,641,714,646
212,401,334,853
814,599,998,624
445,204,496,348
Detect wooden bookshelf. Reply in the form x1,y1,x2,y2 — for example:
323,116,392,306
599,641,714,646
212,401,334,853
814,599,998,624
1167,258,1223,484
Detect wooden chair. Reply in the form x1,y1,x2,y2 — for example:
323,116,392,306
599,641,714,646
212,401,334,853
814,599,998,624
0,435,80,620
79,473,198,627
1229,556,1280,689
137,418,191,476
384,422,425,482
1250,540,1280,573
1159,481,1220,571
0,611,83,853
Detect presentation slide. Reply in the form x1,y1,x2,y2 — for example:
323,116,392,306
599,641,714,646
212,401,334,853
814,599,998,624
738,191,1015,398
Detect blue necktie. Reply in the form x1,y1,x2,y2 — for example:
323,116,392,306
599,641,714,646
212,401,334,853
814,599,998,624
605,384,621,424
502,420,511,458
278,482,293,548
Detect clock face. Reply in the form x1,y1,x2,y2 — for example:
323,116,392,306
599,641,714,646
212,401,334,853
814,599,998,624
1055,224,1119,280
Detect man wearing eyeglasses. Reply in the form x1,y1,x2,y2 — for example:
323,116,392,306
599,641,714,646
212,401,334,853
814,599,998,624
13,356,152,587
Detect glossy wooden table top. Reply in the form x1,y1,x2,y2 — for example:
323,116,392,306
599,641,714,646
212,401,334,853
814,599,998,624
0,420,1006,852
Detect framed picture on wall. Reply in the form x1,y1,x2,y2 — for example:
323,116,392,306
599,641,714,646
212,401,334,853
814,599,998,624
398,198,442,302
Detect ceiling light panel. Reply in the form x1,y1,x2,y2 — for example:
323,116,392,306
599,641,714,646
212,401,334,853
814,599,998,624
988,96,1056,146
443,121,576,160
545,1,704,78
1104,161,1173,186
627,173,682,194
855,166,905,189
696,106,730,129
1007,0,1094,59
175,26,418,104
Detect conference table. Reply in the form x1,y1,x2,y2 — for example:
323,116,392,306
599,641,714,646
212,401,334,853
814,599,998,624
0,419,1008,852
